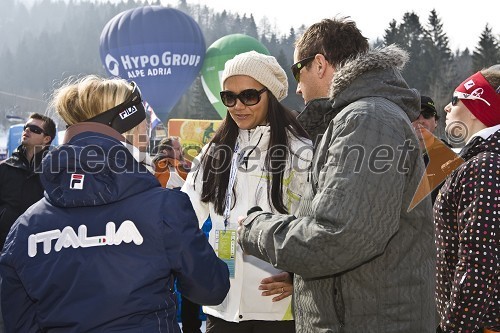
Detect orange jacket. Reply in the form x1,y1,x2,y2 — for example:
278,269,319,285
154,157,189,188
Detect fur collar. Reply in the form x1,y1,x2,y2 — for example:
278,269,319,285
329,44,409,99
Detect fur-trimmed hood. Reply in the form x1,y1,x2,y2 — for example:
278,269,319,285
328,44,420,121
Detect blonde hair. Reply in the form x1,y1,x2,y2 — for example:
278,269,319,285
50,75,132,126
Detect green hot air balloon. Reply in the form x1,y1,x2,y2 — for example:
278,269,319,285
201,34,270,118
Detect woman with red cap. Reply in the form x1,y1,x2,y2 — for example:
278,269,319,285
434,64,500,333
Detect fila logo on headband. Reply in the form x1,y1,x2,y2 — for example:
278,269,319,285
119,106,138,120
70,174,85,190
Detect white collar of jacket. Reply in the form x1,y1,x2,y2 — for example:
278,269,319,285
121,141,154,173
237,125,271,153
465,123,500,145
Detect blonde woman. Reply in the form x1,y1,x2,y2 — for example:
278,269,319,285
0,75,229,332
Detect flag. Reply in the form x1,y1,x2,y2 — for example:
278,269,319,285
144,101,161,137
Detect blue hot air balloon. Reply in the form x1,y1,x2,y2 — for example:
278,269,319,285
99,6,206,123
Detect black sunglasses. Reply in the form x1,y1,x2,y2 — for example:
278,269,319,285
24,124,46,135
291,55,317,82
84,81,146,134
420,110,437,119
451,96,459,106
220,88,268,107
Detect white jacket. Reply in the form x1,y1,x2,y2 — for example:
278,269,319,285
181,125,312,322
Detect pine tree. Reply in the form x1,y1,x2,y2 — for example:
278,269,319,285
423,9,453,113
177,0,189,13
472,24,500,71
242,14,258,39
424,10,452,63
383,20,401,46
385,12,428,91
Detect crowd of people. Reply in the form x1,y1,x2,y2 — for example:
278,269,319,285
0,16,498,333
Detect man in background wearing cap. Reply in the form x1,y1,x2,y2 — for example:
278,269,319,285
238,18,435,332
413,95,440,153
412,95,456,203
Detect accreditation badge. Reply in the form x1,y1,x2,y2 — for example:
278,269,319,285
214,229,236,278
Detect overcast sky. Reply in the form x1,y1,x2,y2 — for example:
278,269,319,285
16,0,499,51
159,0,498,51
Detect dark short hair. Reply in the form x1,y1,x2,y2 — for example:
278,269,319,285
157,136,180,153
29,113,56,144
295,17,369,68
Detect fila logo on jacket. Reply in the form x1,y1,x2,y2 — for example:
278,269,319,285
28,220,143,257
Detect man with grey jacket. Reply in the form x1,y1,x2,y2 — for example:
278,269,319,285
237,18,436,332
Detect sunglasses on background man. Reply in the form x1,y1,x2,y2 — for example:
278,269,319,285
23,124,47,135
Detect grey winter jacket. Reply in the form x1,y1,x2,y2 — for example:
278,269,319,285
238,45,436,332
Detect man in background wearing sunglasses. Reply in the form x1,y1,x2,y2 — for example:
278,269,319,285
0,113,56,250
412,95,457,203
413,95,440,149
238,17,436,332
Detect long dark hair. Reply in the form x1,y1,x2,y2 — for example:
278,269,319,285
196,93,309,215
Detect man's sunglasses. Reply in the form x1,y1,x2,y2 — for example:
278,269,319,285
420,110,436,119
291,55,316,82
452,91,491,107
220,88,268,107
24,124,46,135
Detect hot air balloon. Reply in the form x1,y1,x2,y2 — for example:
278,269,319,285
200,34,270,118
99,6,206,123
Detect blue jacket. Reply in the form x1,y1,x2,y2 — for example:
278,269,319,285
0,124,229,333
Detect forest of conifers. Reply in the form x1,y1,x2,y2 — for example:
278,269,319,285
0,0,499,137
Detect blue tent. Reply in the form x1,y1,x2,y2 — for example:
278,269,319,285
6,124,23,157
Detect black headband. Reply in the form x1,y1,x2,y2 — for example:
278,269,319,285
85,81,146,134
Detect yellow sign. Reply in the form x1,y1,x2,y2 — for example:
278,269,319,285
167,119,222,161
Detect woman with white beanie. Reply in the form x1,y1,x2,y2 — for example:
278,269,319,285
182,51,313,332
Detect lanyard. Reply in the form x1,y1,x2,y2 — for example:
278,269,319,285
223,142,240,229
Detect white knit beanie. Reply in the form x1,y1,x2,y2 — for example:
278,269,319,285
221,51,288,101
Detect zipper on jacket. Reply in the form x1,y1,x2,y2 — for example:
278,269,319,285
306,163,311,183
333,276,346,327
242,132,263,170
